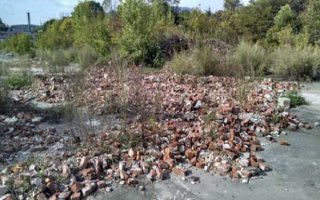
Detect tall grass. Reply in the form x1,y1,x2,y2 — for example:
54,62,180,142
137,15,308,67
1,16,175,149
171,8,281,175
271,45,320,80
227,41,269,78
167,47,226,76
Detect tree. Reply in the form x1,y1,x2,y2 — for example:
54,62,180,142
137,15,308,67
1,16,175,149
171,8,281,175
224,0,242,11
119,0,152,62
238,0,288,42
0,18,8,31
72,1,111,55
274,4,294,30
304,0,320,44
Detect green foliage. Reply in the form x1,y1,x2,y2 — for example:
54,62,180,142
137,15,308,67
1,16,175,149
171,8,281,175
118,0,173,66
5,74,32,89
187,8,211,39
224,0,242,11
284,90,308,107
72,1,111,55
168,47,226,76
274,4,294,30
118,0,155,63
304,0,320,44
167,50,203,75
37,18,74,50
38,49,74,67
266,4,297,46
227,41,268,77
78,45,100,68
271,45,320,79
196,47,222,76
2,34,34,55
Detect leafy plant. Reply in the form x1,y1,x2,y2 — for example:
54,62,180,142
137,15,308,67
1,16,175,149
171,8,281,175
284,90,308,107
2,34,34,56
5,74,32,89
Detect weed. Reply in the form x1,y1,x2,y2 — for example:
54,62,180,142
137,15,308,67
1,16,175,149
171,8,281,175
5,74,32,89
284,90,308,107
47,103,76,123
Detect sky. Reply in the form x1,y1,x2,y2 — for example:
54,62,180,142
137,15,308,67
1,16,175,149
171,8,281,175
0,0,249,26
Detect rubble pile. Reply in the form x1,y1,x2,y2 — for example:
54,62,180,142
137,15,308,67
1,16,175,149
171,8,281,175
0,68,312,199
14,75,74,104
0,113,60,163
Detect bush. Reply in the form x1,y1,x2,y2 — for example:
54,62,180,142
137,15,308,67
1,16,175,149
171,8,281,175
167,47,225,76
78,46,100,68
2,34,34,56
271,45,320,80
38,49,68,67
227,41,268,78
167,50,202,75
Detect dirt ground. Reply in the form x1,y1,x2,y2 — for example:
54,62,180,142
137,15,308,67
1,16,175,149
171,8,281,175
89,83,320,200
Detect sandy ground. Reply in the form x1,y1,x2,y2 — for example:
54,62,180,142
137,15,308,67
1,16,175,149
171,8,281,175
88,82,320,200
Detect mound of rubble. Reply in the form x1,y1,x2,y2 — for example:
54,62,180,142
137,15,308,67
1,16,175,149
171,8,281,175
0,68,312,200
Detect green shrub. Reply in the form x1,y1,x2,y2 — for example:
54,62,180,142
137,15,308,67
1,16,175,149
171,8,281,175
227,41,268,78
38,49,68,67
5,74,32,89
167,47,225,76
271,45,319,79
284,90,308,107
196,47,223,76
2,34,34,56
167,50,203,75
78,46,100,68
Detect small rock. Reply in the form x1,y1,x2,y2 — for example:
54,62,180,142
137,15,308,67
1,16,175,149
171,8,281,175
258,162,270,171
194,100,202,109
315,122,320,126
183,112,195,121
62,164,71,178
241,179,249,184
139,185,145,191
79,156,89,169
97,180,107,188
119,181,125,185
70,182,81,193
32,117,43,124
128,148,136,158
0,186,9,197
239,158,249,167
58,191,71,199
0,194,13,200
189,176,200,183
70,193,81,200
81,185,94,197
280,140,290,146
106,186,112,192
277,97,291,109
172,167,188,176
4,117,18,124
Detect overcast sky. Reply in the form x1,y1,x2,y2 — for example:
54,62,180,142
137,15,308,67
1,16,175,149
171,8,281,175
0,0,249,25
